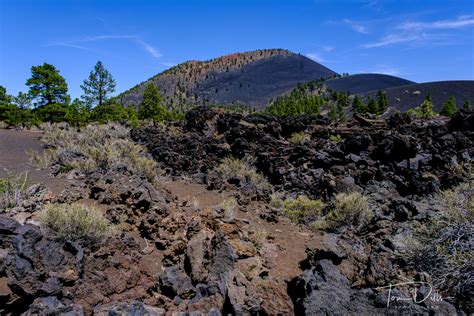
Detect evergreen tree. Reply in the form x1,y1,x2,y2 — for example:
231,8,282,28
377,90,388,114
0,85,12,104
440,96,457,117
367,98,378,114
419,98,435,119
13,92,31,110
81,61,116,109
26,63,68,107
65,98,90,127
139,83,166,122
463,100,472,111
352,95,367,113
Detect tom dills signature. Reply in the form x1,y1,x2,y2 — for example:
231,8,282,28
375,281,452,307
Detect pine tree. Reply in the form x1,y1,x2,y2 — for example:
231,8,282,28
65,98,90,127
463,100,472,111
139,83,166,122
81,61,116,109
352,95,367,113
419,98,435,119
26,63,68,107
440,96,457,117
367,98,378,114
0,85,12,104
14,92,31,110
377,90,388,114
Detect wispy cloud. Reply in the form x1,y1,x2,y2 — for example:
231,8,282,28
397,16,474,31
363,15,473,48
135,39,162,58
305,45,335,63
50,42,90,51
305,52,326,63
342,19,369,34
48,35,162,59
363,33,423,48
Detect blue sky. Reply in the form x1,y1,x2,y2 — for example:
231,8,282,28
1,0,473,99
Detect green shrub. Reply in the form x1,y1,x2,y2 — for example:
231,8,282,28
310,192,371,230
0,172,29,211
407,99,436,119
276,195,325,224
30,123,161,182
40,203,114,240
329,134,342,143
214,157,270,192
289,131,310,144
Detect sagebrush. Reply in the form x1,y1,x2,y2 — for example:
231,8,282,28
29,123,161,182
40,203,114,240
0,172,29,211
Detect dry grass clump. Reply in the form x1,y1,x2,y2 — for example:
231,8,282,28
402,182,473,301
29,123,161,182
329,134,343,143
329,192,371,226
273,192,371,230
0,172,29,211
249,230,268,251
214,157,271,192
273,195,325,224
289,131,310,144
310,192,371,230
40,203,114,240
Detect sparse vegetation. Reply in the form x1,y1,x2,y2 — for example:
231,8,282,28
40,203,114,240
0,172,29,211
274,195,325,224
289,131,310,144
249,229,268,251
310,192,371,231
329,134,342,143
214,157,271,192
407,95,436,119
402,183,473,301
29,123,161,182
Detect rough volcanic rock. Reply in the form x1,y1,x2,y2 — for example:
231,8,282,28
132,107,474,201
0,215,158,315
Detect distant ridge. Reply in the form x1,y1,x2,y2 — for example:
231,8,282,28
358,80,474,112
325,74,415,94
117,49,338,109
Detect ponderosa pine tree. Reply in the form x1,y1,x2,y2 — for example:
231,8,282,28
352,95,367,113
65,98,90,127
26,63,68,107
377,90,388,114
367,98,378,114
0,85,12,104
14,92,31,110
81,61,116,109
139,82,166,122
440,96,457,117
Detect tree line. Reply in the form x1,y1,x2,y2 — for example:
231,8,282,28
0,61,182,128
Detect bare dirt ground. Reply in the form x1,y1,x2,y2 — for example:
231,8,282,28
0,129,75,194
164,180,319,283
